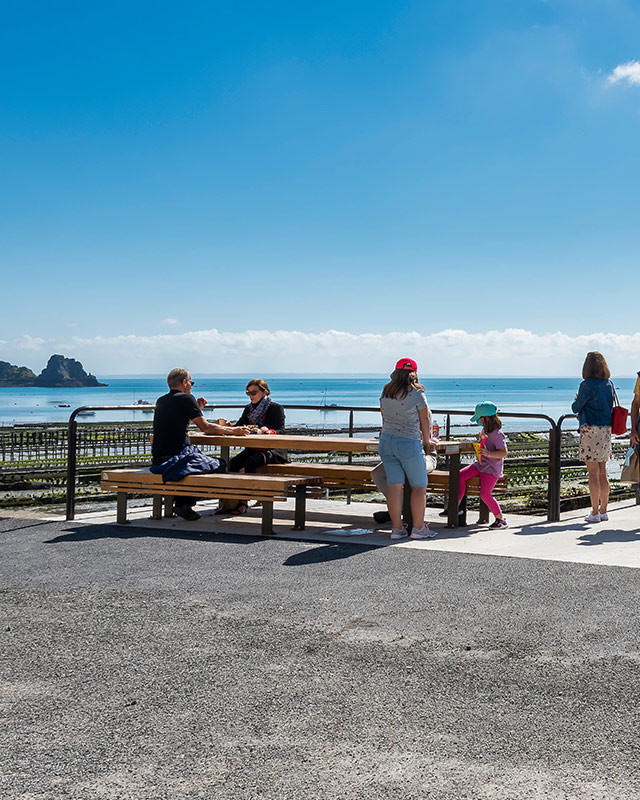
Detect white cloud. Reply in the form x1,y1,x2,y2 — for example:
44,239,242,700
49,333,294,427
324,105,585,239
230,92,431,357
14,335,47,351
162,318,180,328
607,60,640,86
2,327,640,377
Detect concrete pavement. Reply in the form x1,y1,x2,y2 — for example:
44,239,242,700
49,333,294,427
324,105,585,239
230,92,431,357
67,495,640,569
2,500,640,799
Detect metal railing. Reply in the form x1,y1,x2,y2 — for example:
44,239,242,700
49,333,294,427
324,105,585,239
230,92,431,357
64,403,560,521
437,409,560,521
554,413,640,516
553,415,579,523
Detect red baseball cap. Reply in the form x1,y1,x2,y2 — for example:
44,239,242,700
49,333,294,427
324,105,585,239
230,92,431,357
395,357,418,371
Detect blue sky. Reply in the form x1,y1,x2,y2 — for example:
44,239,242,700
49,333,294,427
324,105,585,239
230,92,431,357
2,0,640,374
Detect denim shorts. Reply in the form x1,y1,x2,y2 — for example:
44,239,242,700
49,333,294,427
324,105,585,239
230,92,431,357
378,433,428,487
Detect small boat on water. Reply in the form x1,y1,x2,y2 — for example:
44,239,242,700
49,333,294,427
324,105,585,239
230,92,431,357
134,399,155,413
317,389,339,409
57,403,71,408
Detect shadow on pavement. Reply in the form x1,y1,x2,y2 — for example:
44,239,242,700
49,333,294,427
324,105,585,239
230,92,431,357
513,520,596,537
507,513,640,544
283,542,379,566
577,528,640,546
427,525,477,541
43,524,264,546
0,519,65,534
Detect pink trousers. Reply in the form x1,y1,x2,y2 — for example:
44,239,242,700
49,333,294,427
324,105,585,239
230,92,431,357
458,464,502,517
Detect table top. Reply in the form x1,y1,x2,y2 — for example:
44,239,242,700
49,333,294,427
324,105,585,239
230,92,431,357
190,433,475,454
190,433,379,452
437,439,476,454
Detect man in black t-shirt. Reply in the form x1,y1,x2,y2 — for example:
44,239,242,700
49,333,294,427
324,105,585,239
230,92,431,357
152,368,249,520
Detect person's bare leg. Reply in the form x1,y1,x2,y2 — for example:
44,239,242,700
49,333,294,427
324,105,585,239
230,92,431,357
386,483,404,530
598,461,610,514
586,461,601,516
411,486,427,530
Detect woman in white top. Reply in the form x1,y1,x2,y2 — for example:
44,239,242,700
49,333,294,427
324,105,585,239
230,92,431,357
379,358,438,540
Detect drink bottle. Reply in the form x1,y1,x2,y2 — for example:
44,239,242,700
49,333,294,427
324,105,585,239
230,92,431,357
432,422,440,439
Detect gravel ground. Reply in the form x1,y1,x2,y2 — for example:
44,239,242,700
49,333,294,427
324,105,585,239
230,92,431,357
2,515,640,799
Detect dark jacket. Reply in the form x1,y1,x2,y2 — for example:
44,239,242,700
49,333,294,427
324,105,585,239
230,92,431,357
571,378,614,428
234,401,287,463
149,444,226,483
151,390,203,464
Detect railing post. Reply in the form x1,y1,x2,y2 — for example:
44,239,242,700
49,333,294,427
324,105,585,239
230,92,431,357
346,410,354,504
65,412,79,520
549,415,574,523
444,414,451,473
547,421,561,522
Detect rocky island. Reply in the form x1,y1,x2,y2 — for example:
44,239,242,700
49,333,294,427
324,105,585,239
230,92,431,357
0,361,38,387
34,355,107,387
0,355,107,387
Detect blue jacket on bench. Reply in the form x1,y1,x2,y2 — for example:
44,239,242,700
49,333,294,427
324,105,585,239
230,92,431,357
149,444,226,483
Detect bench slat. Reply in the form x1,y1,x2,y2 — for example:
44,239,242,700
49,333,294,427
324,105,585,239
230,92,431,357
259,463,507,494
259,463,375,488
100,484,299,502
101,468,319,492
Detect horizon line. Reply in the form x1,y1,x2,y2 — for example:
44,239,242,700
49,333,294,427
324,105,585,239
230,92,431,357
97,372,584,379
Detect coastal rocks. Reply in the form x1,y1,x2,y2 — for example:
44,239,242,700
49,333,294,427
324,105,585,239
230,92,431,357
0,355,106,387
0,361,38,387
33,355,107,388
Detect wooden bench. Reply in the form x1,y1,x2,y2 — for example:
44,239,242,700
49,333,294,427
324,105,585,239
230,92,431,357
259,462,378,490
100,468,323,535
259,462,507,524
260,462,507,495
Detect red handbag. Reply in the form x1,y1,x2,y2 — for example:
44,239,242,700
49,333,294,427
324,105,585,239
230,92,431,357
611,383,628,435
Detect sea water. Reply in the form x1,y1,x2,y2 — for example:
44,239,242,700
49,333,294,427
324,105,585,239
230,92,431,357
1,375,635,431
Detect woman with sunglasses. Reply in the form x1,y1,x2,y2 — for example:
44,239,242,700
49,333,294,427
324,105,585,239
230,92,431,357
225,379,287,514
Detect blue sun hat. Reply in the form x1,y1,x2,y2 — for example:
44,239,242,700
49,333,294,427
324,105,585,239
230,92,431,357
470,401,498,423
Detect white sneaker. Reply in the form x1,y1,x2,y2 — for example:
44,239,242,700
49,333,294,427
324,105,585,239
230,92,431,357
599,512,609,521
584,513,601,523
390,526,408,540
410,526,436,539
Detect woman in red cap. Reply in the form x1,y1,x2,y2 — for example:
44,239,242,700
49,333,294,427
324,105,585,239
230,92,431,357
379,358,438,539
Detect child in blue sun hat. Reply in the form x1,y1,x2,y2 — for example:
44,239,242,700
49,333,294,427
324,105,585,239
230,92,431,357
459,401,509,529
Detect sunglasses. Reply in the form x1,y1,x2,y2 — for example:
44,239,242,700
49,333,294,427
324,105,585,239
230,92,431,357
246,389,261,396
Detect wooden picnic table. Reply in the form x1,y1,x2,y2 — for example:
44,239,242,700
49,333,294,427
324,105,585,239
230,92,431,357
190,433,476,528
